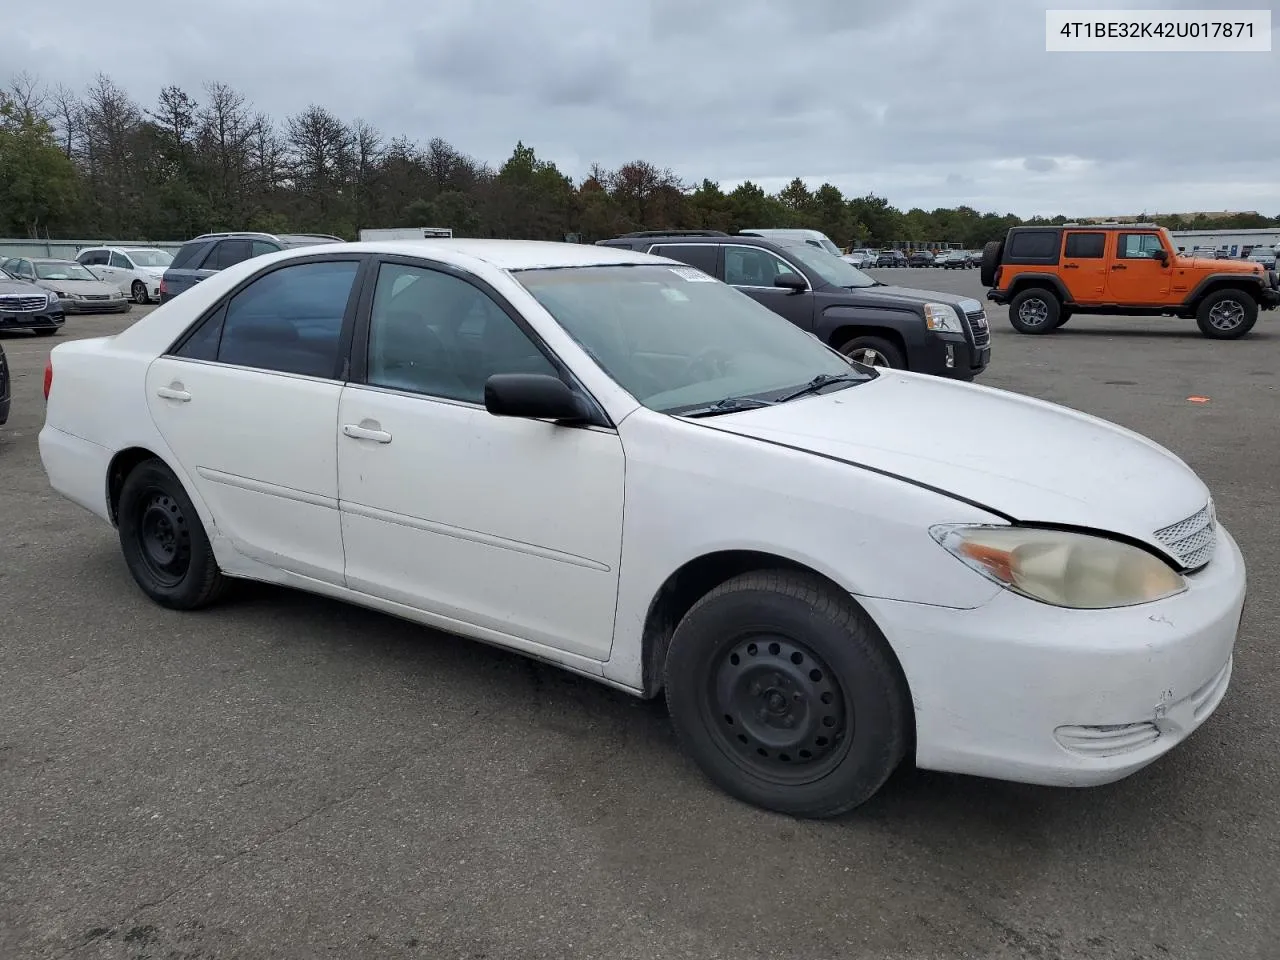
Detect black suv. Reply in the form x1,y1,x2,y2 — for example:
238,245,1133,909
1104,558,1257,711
160,231,343,303
598,231,990,379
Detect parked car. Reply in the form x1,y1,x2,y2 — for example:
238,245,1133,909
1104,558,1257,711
907,250,934,268
874,250,906,267
3,257,130,314
0,342,9,425
76,246,172,304
599,232,990,379
160,231,344,303
1247,247,1277,270
38,238,1246,818
941,251,972,270
983,223,1280,339
841,249,877,269
1,266,66,337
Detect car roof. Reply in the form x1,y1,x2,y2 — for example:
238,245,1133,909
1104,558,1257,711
599,233,789,253
32,257,79,264
332,238,664,271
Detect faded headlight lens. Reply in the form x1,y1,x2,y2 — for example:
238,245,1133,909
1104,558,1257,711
923,302,963,333
930,525,1187,609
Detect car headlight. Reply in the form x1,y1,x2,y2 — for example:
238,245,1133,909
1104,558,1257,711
46,291,59,302
930,524,1187,609
923,302,963,333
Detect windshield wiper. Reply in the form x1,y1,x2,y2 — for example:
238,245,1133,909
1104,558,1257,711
680,396,775,418
774,372,870,403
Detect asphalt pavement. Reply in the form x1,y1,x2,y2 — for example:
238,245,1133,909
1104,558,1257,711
2,269,1277,960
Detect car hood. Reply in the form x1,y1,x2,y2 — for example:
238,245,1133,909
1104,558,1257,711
1180,257,1266,275
838,283,980,312
0,278,46,295
692,372,1209,556
36,278,119,294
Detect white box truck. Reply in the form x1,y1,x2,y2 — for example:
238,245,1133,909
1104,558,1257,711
358,227,453,241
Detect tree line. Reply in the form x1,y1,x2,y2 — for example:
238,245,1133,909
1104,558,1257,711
2,71,1277,249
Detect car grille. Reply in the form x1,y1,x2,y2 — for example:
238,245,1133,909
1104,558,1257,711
83,294,111,301
0,294,48,312
965,309,991,347
1153,502,1217,570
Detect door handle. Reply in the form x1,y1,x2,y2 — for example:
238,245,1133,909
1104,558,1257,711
342,422,392,443
1111,264,1127,270
1063,263,1079,269
156,385,191,402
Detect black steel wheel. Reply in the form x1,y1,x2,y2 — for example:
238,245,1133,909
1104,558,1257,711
708,633,851,785
665,569,910,818
117,458,227,609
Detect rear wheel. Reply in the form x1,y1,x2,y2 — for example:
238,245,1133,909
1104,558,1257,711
1008,287,1061,334
664,570,909,818
1195,288,1257,340
836,335,905,370
117,458,226,609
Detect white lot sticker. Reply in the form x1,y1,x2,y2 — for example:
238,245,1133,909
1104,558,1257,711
669,266,716,282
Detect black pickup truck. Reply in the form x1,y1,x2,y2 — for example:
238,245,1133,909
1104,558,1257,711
597,231,991,379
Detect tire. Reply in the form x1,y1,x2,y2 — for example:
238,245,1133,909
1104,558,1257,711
979,240,1004,287
1055,308,1072,328
117,458,227,610
1008,287,1061,334
32,327,57,337
1195,288,1258,340
664,570,910,818
131,280,149,304
836,334,905,370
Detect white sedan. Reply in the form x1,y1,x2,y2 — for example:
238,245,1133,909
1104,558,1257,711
38,239,1246,818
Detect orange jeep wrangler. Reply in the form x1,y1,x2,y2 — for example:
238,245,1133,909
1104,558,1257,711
982,223,1280,339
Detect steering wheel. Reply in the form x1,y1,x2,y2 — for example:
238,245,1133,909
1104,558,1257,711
688,345,734,378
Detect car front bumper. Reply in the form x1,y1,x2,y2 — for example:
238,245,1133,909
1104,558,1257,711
0,309,64,330
859,523,1246,788
60,297,130,314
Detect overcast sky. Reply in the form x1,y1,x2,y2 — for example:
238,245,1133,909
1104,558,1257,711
10,0,1280,217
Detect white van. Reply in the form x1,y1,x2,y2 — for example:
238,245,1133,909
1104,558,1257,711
739,228,843,257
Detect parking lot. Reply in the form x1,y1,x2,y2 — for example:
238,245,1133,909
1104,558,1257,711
2,266,1277,960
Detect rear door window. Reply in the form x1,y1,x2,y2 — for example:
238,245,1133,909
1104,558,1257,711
170,241,214,270
1063,232,1106,259
206,239,253,271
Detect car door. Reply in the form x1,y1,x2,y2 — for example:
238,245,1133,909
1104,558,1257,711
1107,231,1173,302
720,244,816,331
107,251,135,294
1059,230,1108,303
336,257,625,661
145,255,366,585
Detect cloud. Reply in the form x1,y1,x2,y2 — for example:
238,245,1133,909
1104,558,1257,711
7,0,1280,217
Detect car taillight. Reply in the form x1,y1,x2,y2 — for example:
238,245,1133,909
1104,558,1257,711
159,278,169,296
43,359,53,400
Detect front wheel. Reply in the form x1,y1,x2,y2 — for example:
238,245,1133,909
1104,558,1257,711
131,280,149,304
836,335,904,370
664,570,910,818
1196,289,1258,340
1008,287,1061,334
117,458,227,609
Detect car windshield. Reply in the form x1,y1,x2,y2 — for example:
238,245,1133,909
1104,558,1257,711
773,242,878,288
35,262,98,281
515,264,868,414
124,249,173,267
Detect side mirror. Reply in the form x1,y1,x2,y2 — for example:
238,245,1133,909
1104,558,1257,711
773,275,807,293
1151,248,1169,265
484,373,588,423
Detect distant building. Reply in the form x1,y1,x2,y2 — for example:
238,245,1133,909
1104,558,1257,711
1077,211,1262,223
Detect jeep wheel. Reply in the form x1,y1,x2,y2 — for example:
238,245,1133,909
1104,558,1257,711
1196,289,1258,340
979,240,1004,287
1008,288,1061,334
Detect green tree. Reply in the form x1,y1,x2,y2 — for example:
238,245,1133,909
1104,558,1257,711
0,93,79,236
